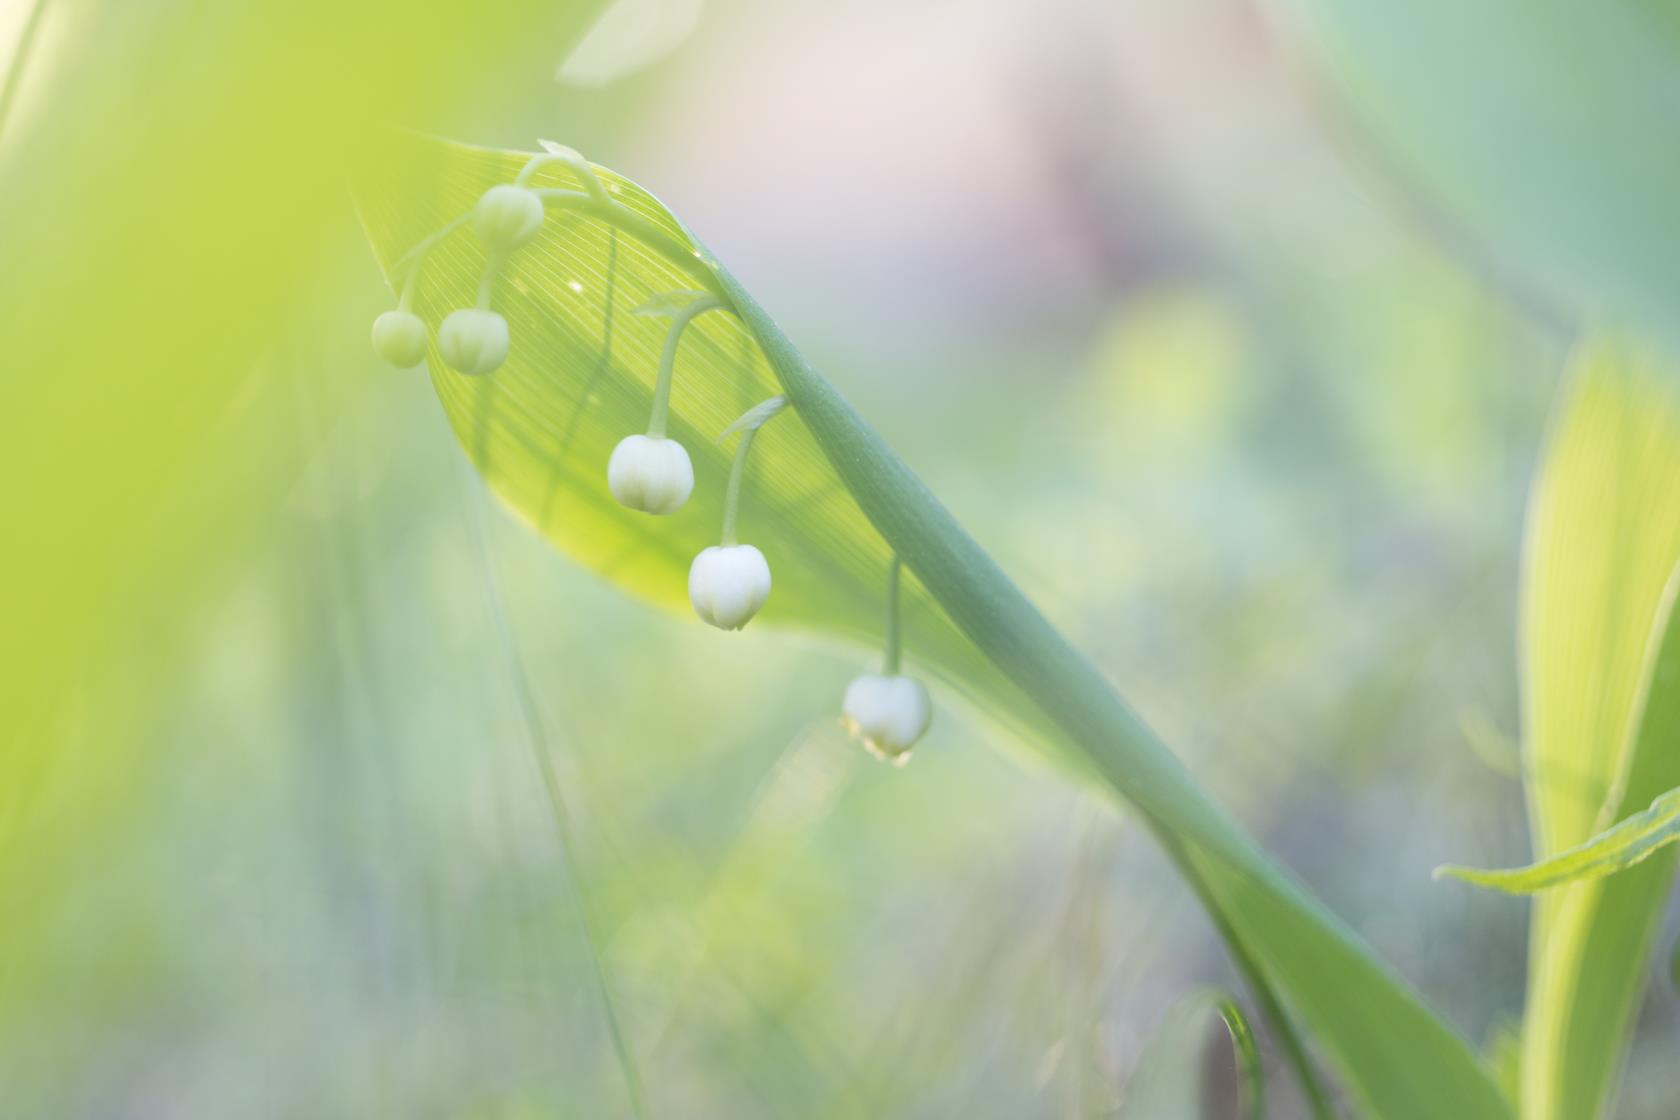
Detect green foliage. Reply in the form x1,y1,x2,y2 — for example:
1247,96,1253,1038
1438,786,1680,894
1271,0,1680,345
356,135,1511,1119
1273,0,1680,1107
0,2,609,1108
1512,340,1680,1118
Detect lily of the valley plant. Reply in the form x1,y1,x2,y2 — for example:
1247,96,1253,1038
371,142,934,761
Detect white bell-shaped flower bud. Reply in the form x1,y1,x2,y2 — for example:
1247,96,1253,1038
371,309,428,369
842,673,932,763
607,434,693,515
473,184,545,251
688,544,771,631
438,308,509,375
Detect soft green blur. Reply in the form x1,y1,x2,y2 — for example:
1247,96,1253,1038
3,0,1677,1117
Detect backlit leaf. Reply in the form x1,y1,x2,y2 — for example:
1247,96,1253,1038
1438,784,1680,894
1513,339,1680,1118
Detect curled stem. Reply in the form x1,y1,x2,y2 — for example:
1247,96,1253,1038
392,210,472,310
883,556,902,675
719,395,788,547
647,295,722,438
521,142,612,204
476,252,504,310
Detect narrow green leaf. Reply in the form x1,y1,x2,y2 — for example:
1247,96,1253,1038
1438,786,1680,893
354,135,1510,1119
1217,995,1267,1120
1123,988,1265,1120
1513,340,1680,1119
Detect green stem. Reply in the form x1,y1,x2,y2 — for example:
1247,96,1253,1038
648,295,721,439
721,431,751,547
718,396,787,546
1163,833,1334,1119
475,252,503,310
519,147,611,204
709,265,1508,1120
392,210,471,306
883,556,902,675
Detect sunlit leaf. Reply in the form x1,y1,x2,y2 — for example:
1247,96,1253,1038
1438,785,1680,894
355,134,1510,1119
1512,339,1680,1118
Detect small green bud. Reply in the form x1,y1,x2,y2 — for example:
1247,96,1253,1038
473,184,545,251
371,309,428,369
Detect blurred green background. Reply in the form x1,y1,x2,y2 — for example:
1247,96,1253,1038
3,0,1673,1115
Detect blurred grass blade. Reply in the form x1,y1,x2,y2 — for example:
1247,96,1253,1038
462,465,647,1118
1123,989,1264,1120
1218,995,1266,1120
355,135,1510,1118
1438,785,1680,894
1516,339,1680,1119
0,4,609,1108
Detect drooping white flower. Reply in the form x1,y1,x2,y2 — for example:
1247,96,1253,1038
473,184,545,251
371,309,428,369
688,544,771,630
607,434,693,514
841,673,932,763
438,309,509,375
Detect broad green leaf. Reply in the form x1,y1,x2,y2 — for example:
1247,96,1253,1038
1515,341,1680,1119
1438,785,1680,893
1270,0,1680,347
355,135,1509,1119
1122,989,1264,1120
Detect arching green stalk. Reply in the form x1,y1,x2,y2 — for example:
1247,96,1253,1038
709,265,1505,1119
883,556,903,675
475,251,503,311
718,395,787,546
518,143,611,204
648,295,721,439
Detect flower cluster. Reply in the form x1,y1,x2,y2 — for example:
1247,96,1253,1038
375,142,934,763
838,556,932,763
609,330,782,633
370,145,600,377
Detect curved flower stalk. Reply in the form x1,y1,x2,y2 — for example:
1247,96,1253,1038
688,396,787,630
356,136,1512,1120
368,143,651,378
605,291,724,514
842,557,933,765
